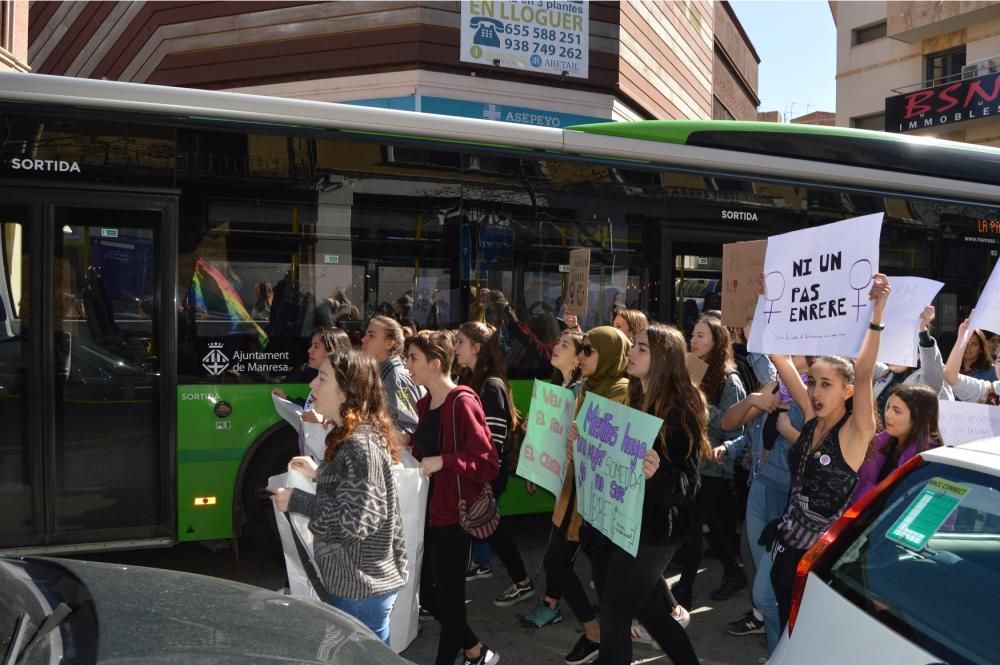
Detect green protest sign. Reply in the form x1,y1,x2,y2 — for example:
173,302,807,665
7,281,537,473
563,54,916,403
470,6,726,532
573,393,663,557
515,380,575,497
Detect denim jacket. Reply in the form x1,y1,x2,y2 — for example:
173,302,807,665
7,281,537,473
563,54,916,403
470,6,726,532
723,353,778,482
702,372,747,479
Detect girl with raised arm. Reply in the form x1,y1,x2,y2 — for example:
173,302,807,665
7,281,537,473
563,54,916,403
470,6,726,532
767,273,891,631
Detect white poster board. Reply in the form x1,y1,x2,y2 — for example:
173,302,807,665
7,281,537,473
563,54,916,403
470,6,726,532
748,213,883,357
937,400,1000,446
877,277,944,367
966,258,1000,337
460,1,589,79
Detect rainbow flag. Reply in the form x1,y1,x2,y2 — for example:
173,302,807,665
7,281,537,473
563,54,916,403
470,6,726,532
188,257,268,346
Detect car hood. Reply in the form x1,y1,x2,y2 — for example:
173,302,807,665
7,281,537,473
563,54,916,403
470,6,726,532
51,558,412,665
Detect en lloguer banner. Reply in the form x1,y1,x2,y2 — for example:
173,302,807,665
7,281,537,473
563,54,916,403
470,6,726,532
460,1,589,79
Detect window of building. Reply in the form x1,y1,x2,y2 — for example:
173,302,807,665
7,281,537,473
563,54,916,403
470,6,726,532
925,48,966,87
852,21,887,46
851,113,885,132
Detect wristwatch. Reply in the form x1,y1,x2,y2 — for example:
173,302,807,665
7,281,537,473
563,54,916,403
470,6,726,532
869,322,885,331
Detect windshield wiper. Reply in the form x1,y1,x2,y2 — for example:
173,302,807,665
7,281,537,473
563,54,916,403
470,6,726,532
2,612,29,665
5,603,73,665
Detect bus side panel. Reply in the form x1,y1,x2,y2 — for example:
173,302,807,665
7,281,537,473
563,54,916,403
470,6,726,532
176,384,308,542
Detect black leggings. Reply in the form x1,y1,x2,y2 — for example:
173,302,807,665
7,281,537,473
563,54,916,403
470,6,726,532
583,526,698,665
677,476,743,590
542,521,596,624
770,542,807,633
427,524,480,665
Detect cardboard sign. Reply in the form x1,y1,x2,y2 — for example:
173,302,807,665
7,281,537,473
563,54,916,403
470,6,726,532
566,249,590,317
515,380,575,496
877,277,944,368
573,393,663,557
721,239,767,326
687,353,708,387
748,213,883,357
967,258,1000,337
937,400,1000,446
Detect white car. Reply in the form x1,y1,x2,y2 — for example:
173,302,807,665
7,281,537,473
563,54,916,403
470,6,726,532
769,437,1000,665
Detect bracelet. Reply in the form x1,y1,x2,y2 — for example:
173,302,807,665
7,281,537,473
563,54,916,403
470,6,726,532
869,322,885,332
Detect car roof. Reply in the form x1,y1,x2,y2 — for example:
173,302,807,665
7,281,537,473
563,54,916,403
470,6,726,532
921,437,1000,476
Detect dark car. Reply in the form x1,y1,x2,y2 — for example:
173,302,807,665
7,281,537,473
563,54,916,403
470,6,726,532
1,556,414,664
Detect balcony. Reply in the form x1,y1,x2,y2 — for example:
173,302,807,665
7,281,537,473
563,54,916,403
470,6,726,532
887,1,1000,44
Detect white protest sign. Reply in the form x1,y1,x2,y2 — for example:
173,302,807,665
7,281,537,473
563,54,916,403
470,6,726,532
937,400,1000,446
748,213,883,357
877,277,944,367
967,258,1000,337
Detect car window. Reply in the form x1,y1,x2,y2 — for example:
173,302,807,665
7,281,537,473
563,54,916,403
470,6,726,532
826,463,1000,665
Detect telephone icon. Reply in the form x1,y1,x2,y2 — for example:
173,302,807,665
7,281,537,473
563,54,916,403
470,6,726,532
470,17,504,48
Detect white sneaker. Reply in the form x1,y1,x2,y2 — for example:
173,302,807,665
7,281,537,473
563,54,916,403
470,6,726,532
672,604,691,629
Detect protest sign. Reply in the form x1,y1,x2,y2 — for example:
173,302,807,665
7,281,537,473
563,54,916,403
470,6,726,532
573,393,663,556
966,258,1000,338
687,353,708,386
748,213,883,357
721,239,767,326
877,277,944,367
515,380,575,496
937,400,1000,446
566,249,590,316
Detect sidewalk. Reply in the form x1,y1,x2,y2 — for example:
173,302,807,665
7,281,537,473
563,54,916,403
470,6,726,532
400,514,768,665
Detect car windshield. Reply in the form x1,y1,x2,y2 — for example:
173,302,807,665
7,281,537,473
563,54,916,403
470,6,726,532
826,463,1000,665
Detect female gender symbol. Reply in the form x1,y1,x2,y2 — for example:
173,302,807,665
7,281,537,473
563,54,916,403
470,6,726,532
849,259,873,321
763,271,786,322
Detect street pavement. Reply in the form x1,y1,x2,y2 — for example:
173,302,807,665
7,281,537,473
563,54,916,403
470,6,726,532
77,514,768,665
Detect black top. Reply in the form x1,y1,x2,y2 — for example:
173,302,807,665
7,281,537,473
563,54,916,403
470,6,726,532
640,408,702,546
413,403,442,459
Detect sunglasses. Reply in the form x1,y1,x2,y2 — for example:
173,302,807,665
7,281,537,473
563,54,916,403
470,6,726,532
578,344,594,357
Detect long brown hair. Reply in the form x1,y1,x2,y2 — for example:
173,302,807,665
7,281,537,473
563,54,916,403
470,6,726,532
322,350,401,464
629,324,711,465
695,315,735,405
880,384,942,470
457,321,521,428
965,328,993,372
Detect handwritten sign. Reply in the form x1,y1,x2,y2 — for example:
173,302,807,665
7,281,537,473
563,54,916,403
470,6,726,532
748,213,883,357
573,393,663,557
876,277,944,367
516,380,575,496
721,239,767,326
967,258,1000,338
566,248,590,316
937,400,1000,446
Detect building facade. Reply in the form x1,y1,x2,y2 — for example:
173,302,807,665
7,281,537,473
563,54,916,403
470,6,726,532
833,0,1000,145
0,0,28,72
27,1,759,125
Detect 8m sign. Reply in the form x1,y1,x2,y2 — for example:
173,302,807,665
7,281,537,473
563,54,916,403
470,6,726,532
885,71,1000,133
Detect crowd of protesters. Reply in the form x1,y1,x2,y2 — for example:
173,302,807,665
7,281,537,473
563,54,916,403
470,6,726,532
260,273,1000,665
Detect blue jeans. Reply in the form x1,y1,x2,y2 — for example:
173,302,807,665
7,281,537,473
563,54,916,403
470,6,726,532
745,476,788,654
327,590,398,645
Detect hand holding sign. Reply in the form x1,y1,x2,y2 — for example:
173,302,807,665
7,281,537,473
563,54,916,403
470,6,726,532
642,450,660,480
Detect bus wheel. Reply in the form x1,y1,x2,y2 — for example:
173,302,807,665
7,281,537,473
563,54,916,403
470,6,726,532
239,428,298,558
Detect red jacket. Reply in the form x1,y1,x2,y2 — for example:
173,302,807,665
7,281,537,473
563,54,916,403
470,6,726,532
414,386,500,527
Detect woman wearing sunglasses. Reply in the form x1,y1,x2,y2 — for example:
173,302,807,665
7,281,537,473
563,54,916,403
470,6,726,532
552,326,632,665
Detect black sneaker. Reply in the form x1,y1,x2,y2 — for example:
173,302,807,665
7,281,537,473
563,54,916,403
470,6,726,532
463,644,499,665
466,562,494,581
418,606,434,622
670,582,693,610
710,569,748,601
727,610,765,636
564,635,599,665
493,580,535,607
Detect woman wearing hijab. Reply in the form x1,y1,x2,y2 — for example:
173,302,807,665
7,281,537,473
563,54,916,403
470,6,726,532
554,326,632,665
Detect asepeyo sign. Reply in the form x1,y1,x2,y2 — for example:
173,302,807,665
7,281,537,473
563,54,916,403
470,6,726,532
460,1,588,79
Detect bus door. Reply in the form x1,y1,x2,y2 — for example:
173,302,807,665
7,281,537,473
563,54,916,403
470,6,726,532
0,189,176,553
670,241,723,335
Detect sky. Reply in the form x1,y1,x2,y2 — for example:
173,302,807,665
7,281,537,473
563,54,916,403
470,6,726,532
729,1,837,121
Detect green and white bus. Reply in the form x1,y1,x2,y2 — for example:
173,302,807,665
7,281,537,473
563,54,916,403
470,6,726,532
2,72,999,555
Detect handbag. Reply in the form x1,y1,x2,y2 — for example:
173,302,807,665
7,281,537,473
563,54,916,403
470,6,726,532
450,392,500,539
